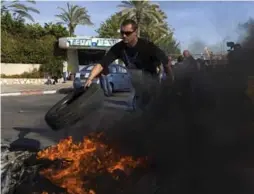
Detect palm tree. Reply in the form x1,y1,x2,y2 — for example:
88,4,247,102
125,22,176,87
96,12,122,38
141,17,168,43
55,3,93,37
157,32,180,55
1,0,40,22
118,0,164,36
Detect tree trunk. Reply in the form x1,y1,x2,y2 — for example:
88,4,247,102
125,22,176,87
137,27,141,38
136,20,141,37
69,25,74,37
136,15,141,37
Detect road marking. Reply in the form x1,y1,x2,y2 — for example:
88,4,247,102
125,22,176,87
0,92,21,96
0,90,57,97
43,90,57,94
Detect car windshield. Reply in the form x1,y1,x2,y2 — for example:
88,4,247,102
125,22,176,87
80,65,94,72
109,65,117,73
118,66,127,73
80,64,125,73
87,65,94,70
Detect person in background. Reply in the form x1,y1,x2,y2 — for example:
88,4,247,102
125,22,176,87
52,75,58,85
168,56,173,67
200,53,205,60
157,63,164,83
182,50,199,72
172,55,184,80
177,55,184,63
62,60,68,83
45,74,52,85
183,50,196,61
161,55,174,81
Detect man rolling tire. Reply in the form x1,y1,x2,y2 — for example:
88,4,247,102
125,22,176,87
85,19,173,111
45,84,104,131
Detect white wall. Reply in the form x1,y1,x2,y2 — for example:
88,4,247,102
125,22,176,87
1,63,41,75
1,58,122,76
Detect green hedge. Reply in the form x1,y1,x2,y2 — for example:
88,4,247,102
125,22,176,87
2,31,54,63
1,13,68,77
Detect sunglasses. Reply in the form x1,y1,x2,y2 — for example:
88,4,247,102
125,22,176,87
120,30,135,36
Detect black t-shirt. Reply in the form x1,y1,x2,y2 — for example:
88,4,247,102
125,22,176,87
99,38,168,75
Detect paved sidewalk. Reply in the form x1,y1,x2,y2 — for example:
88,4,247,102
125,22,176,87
1,82,73,96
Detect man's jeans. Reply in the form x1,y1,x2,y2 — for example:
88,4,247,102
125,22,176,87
129,70,160,111
100,75,112,96
63,72,67,82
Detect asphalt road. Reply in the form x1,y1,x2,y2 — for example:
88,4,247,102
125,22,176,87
1,92,131,149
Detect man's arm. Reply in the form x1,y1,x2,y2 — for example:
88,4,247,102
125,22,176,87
87,42,121,82
150,42,174,80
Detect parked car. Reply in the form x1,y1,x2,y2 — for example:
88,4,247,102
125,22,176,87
74,64,132,96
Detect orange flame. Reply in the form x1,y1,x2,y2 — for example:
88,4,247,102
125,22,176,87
37,134,146,194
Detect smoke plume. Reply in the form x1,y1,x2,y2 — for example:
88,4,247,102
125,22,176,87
65,18,254,194
107,18,254,193
188,39,227,56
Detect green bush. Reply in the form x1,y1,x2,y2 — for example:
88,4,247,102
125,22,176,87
1,13,68,77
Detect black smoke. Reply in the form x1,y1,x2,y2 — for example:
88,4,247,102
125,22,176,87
100,19,254,194
188,39,207,55
239,18,254,74
62,19,254,194
188,39,226,56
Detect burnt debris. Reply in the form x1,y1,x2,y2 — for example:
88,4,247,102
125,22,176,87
1,144,67,194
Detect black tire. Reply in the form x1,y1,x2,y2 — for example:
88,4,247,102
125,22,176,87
45,84,104,131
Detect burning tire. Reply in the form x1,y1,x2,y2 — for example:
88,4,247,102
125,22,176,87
1,143,39,194
1,143,69,194
1,136,149,194
45,84,104,131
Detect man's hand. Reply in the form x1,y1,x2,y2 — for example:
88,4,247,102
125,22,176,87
84,64,104,87
84,78,93,87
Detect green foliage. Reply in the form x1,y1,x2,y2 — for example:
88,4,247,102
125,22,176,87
1,0,40,22
118,0,164,36
1,13,69,77
44,22,69,39
156,33,181,56
96,12,122,38
96,1,180,55
1,12,26,34
55,2,93,36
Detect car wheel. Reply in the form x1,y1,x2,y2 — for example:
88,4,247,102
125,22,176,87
132,95,137,111
107,82,113,96
45,84,104,131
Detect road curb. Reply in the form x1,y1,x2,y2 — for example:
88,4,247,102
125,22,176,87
0,90,57,97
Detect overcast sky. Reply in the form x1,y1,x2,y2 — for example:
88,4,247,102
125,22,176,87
28,1,254,51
